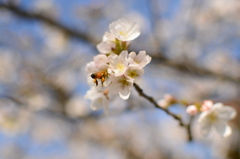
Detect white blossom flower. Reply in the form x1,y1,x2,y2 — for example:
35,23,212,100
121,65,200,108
109,18,140,41
198,103,237,137
108,76,133,100
108,50,129,76
85,87,109,114
186,105,198,116
129,51,151,68
124,66,144,84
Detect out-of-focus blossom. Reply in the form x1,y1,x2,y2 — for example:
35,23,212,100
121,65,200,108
157,94,176,108
186,105,198,116
85,87,109,115
198,103,237,137
0,108,30,135
109,18,140,41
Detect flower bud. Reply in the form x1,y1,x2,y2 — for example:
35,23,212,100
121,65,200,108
186,105,198,116
201,100,213,112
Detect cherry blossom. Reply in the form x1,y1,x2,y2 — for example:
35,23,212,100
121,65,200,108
108,76,134,100
86,18,151,113
109,19,140,41
198,103,237,137
108,50,129,76
129,51,152,68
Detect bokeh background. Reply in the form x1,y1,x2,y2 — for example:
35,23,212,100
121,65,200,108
0,0,239,159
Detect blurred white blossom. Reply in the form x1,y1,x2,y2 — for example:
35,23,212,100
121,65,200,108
198,103,237,137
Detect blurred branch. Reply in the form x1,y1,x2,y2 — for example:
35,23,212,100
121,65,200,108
133,83,193,141
0,2,97,45
0,2,239,84
151,55,240,84
186,116,194,142
0,93,101,123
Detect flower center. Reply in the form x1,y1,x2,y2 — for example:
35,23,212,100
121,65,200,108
116,63,125,72
128,70,138,78
207,112,217,122
120,78,129,86
119,31,128,37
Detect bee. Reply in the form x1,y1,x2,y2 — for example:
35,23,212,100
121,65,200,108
91,71,108,86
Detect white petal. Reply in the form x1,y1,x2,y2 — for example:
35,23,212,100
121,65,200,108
138,51,146,60
200,120,212,137
223,125,232,137
216,106,237,120
119,90,131,100
103,31,116,42
94,54,109,65
213,120,231,137
212,103,223,109
198,111,209,123
96,42,114,54
103,76,111,87
91,97,105,110
198,112,212,137
129,51,136,59
86,61,97,73
119,50,128,60
119,83,132,100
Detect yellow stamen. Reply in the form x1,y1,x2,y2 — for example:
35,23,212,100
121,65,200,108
117,63,125,72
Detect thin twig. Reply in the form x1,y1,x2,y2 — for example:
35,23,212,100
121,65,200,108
133,83,194,141
186,116,194,142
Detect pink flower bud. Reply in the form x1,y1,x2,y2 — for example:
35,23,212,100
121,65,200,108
201,100,213,112
186,105,198,116
164,94,174,102
157,99,169,108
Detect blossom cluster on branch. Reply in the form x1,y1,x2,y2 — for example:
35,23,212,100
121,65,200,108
85,18,237,140
85,19,151,114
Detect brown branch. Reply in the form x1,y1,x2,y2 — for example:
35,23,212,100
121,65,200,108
133,83,193,141
186,116,194,142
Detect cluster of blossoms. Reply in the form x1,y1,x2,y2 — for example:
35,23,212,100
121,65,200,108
186,100,237,137
85,19,151,114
